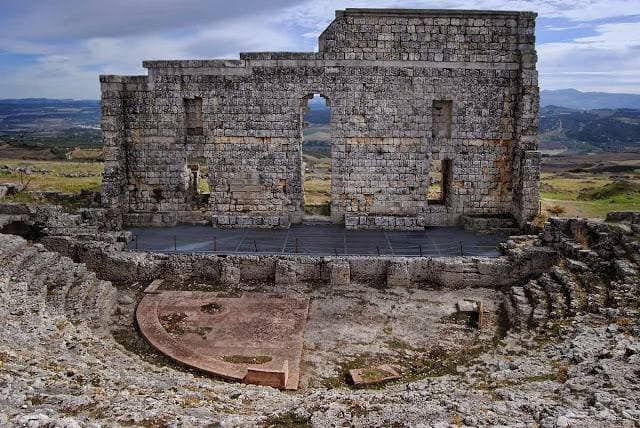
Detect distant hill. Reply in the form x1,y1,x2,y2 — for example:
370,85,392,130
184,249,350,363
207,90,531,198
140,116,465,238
0,98,101,148
540,105,640,152
0,98,100,134
541,89,640,110
305,96,331,125
3,96,639,154
0,98,97,105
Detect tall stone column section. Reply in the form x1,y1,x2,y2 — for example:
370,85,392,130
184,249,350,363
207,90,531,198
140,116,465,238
512,12,541,225
99,76,128,229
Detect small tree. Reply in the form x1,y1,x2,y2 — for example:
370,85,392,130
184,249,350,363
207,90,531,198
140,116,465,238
15,167,33,192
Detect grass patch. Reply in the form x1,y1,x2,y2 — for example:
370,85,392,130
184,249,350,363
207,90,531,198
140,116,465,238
68,148,102,161
358,367,396,383
304,177,330,207
577,180,640,201
3,192,39,204
532,213,549,229
522,373,557,383
179,395,201,408
305,201,331,216
158,312,188,336
200,302,222,314
264,412,312,428
541,173,640,218
0,158,102,194
547,204,566,215
402,344,485,380
222,355,272,365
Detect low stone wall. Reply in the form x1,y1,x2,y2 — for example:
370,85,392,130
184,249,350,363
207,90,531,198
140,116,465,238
461,214,518,232
0,201,562,292
40,233,556,290
0,202,127,241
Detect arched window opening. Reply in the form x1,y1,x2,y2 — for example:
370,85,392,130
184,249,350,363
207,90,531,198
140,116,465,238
302,94,331,217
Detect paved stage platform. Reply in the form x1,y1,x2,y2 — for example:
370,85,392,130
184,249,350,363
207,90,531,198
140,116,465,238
137,291,309,390
127,224,508,257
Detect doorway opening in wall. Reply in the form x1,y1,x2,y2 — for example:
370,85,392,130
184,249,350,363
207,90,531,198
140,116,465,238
188,162,210,207
302,94,331,218
428,159,452,205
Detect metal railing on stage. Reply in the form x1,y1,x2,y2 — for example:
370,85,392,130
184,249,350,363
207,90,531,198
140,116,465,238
127,233,504,258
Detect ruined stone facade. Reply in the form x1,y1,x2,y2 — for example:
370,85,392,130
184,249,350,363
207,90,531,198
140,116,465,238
100,8,540,229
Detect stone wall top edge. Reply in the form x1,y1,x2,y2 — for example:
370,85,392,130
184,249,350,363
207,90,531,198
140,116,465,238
137,57,520,72
142,59,246,69
99,75,148,83
240,52,320,60
338,8,537,18
132,250,506,263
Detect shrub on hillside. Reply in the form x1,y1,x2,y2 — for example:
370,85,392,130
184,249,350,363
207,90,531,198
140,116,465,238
577,180,640,200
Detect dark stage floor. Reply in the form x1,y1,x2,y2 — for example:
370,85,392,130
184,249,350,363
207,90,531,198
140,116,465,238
127,224,508,257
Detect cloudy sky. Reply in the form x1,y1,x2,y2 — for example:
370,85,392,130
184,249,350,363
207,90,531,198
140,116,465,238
0,0,638,99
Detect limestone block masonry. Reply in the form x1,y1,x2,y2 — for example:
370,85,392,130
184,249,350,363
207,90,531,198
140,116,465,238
100,8,540,230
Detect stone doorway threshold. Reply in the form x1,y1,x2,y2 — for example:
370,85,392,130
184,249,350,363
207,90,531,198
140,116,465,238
136,288,309,390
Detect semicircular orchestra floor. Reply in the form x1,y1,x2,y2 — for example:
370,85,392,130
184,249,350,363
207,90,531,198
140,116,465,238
133,278,502,390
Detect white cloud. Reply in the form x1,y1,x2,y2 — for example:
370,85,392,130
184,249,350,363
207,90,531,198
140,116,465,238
1,0,640,97
538,21,640,93
0,55,98,99
285,0,640,30
0,0,302,41
0,13,301,98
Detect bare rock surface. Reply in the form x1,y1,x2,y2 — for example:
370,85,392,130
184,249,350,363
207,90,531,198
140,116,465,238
1,212,639,426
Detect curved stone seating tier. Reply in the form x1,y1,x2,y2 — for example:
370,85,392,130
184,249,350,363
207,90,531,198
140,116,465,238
136,290,309,390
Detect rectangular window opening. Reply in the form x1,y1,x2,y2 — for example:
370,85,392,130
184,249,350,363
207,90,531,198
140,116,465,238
428,159,451,205
432,100,452,139
302,94,332,217
184,97,203,136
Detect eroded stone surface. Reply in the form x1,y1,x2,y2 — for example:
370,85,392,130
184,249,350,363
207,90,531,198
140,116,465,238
1,201,640,427
350,365,401,386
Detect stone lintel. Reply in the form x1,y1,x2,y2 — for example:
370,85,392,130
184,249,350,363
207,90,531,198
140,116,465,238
338,8,537,18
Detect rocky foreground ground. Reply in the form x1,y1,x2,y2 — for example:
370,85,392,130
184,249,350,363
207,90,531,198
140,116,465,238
0,212,639,427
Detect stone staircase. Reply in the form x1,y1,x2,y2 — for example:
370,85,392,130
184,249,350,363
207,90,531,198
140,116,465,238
0,233,117,330
503,216,640,331
461,214,521,235
502,265,579,330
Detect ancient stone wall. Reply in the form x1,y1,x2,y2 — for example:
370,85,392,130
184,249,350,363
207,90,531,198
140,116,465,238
100,8,540,229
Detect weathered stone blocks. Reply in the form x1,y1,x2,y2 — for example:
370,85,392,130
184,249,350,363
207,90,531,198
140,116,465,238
220,260,240,287
100,8,539,230
329,260,350,287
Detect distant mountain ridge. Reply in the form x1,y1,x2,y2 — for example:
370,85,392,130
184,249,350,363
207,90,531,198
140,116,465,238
0,98,99,105
540,105,640,152
305,97,331,125
2,96,639,153
541,89,640,110
0,99,100,133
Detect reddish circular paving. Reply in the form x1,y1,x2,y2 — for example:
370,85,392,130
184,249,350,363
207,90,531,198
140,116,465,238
136,291,309,390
